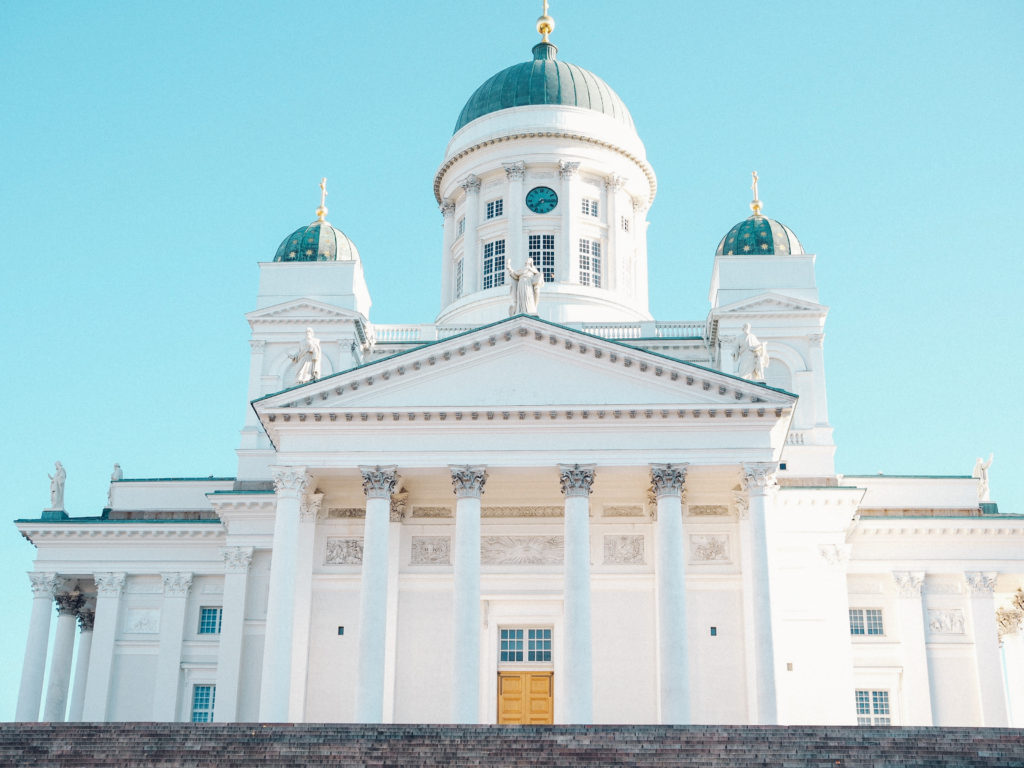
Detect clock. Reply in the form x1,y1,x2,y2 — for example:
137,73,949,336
525,186,558,213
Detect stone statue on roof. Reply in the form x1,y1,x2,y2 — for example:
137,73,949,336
508,257,541,316
734,323,769,381
48,461,66,510
973,453,993,501
290,328,323,384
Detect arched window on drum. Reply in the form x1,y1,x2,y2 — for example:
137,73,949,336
764,358,793,391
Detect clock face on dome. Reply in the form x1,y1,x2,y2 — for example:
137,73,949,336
526,186,558,213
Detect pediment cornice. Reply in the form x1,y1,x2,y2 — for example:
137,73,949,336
246,299,368,328
711,293,828,319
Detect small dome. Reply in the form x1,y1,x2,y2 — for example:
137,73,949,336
274,220,359,262
454,42,634,134
716,215,803,256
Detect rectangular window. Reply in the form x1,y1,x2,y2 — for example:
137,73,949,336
849,608,884,636
528,234,556,282
456,217,465,237
198,606,222,635
455,258,464,298
486,199,504,219
482,239,506,289
500,627,552,664
527,628,552,662
621,215,630,232
579,238,602,288
191,684,216,722
581,198,599,217
855,689,891,725
500,628,524,662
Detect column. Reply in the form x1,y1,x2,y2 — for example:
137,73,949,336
382,493,405,723
16,572,57,721
450,465,487,723
152,572,193,720
440,199,456,305
965,571,1009,726
460,176,482,295
68,603,95,721
83,572,126,721
288,493,322,720
258,466,311,721
651,464,690,724
355,465,398,722
604,174,624,291
742,462,779,724
43,584,84,721
1000,607,1024,726
504,162,525,268
558,161,580,283
807,333,829,426
214,546,254,722
891,571,932,725
559,463,594,723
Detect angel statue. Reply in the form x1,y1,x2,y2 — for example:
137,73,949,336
508,257,542,316
290,327,323,384
48,461,66,509
734,323,769,381
973,453,993,501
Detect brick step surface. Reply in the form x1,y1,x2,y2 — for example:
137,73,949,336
0,723,1022,767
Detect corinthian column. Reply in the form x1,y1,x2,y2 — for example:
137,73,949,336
560,463,594,723
215,546,253,722
258,466,311,722
742,462,779,724
966,571,1009,726
558,162,580,283
16,572,57,721
153,572,193,720
891,570,931,724
83,572,126,720
460,176,482,294
68,603,95,721
450,465,487,723
355,465,398,722
289,493,323,720
504,162,526,268
43,585,84,721
651,464,690,724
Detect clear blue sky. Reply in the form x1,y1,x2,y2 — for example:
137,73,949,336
1,1,1021,720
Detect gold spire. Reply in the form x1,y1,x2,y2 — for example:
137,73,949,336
750,171,763,217
316,177,328,221
537,0,555,42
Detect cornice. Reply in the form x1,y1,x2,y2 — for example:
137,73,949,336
851,519,1024,538
16,522,225,543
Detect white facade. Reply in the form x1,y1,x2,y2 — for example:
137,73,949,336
14,23,1024,728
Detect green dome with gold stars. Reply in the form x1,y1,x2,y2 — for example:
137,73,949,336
274,219,359,262
716,215,803,257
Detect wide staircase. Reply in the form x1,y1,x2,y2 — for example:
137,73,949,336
1,723,1022,767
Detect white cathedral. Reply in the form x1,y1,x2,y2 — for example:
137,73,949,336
15,10,1024,729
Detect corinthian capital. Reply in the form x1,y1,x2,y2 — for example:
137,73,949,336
966,571,998,595
558,160,580,179
460,174,481,194
503,161,526,181
741,463,778,493
95,572,126,597
604,173,625,191
222,546,254,573
360,466,399,499
271,466,311,496
54,589,84,617
77,607,96,633
28,572,58,598
650,463,688,498
440,198,456,217
162,572,193,598
559,464,595,498
450,466,488,498
300,492,324,522
892,570,924,598
249,339,266,353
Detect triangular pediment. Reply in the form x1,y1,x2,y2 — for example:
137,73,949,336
254,316,795,415
712,293,828,317
246,299,366,328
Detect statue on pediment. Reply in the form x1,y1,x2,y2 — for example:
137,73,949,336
735,323,769,381
508,257,541,315
973,453,993,501
48,461,66,509
291,328,322,384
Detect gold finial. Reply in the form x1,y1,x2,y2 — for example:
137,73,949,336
537,0,555,42
316,177,328,221
750,171,763,216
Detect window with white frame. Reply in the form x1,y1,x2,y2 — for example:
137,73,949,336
528,234,555,282
456,216,465,238
621,215,630,232
855,689,891,725
486,198,504,219
500,627,552,663
581,198,599,217
482,239,506,289
191,684,216,722
578,238,601,287
198,606,222,635
849,608,884,636
455,258,464,298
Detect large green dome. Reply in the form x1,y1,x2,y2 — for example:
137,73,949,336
454,42,634,134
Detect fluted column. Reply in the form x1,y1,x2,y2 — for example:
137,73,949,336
289,493,322,720
355,465,398,722
651,464,690,724
68,603,95,721
43,585,84,721
965,571,1009,725
892,570,932,725
259,466,311,721
16,572,57,721
504,162,526,268
558,162,580,283
440,199,456,304
214,546,254,722
152,572,193,720
461,176,482,294
450,465,487,723
559,463,594,723
83,572,126,720
742,462,779,724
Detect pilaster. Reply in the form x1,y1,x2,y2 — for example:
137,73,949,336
504,162,526,269
461,176,482,294
152,572,193,720
965,571,1008,725
440,199,456,305
214,546,254,722
604,174,625,292
891,570,932,725
558,162,580,283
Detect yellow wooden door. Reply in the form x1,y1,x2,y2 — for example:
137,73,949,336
497,672,553,724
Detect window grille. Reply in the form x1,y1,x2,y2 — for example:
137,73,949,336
849,608,884,636
500,627,552,663
455,258,464,298
528,234,556,282
456,217,465,237
579,238,602,287
486,199,504,219
482,239,506,289
855,689,891,725
581,198,599,217
191,685,216,722
198,607,222,635
621,216,630,232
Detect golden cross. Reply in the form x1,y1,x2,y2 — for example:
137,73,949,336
317,177,328,221
543,0,549,16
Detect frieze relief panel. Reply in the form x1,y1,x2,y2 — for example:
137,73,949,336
325,508,365,519
411,506,453,518
603,535,645,565
602,505,644,517
482,506,563,518
928,608,966,635
689,534,730,562
124,608,160,634
410,536,451,565
481,536,564,565
325,537,364,565
687,505,730,517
